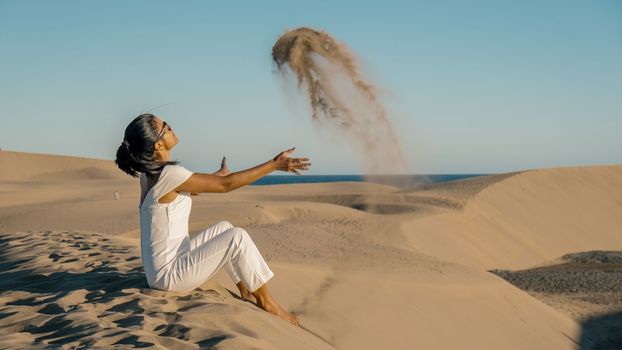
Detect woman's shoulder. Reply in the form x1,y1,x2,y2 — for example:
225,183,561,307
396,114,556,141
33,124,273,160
163,163,193,175
160,164,194,186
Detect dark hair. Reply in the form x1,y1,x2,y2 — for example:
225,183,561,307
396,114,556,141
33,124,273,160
114,113,179,177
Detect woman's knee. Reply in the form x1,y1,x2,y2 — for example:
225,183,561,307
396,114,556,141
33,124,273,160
217,220,234,230
229,227,250,244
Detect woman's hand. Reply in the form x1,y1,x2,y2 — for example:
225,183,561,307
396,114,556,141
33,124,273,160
211,156,230,177
214,156,230,176
191,156,230,195
272,147,311,175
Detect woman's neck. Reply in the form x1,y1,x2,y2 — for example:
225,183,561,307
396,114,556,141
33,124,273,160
155,150,170,162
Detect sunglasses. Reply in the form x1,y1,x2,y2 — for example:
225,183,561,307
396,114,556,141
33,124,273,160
156,121,172,140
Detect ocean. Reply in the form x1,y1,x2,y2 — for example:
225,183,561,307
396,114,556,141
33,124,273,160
251,174,486,188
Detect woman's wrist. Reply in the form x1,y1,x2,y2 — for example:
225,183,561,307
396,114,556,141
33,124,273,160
268,158,278,171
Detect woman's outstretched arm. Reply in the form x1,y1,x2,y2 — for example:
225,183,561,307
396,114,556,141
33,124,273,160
176,147,310,194
187,157,228,195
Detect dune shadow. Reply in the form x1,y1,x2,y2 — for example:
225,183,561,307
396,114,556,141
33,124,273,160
0,262,149,306
490,250,622,350
285,194,432,214
579,310,622,350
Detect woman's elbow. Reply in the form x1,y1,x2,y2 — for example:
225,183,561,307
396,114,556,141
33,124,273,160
221,177,234,193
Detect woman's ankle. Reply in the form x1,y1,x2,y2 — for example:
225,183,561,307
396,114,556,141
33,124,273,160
252,286,272,307
236,282,253,298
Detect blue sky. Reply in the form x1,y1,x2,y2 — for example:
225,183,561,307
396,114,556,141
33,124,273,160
1,0,620,174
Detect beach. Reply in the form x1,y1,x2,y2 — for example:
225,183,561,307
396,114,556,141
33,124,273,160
1,150,621,349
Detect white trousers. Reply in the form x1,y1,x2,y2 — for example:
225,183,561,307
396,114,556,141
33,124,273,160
165,221,274,293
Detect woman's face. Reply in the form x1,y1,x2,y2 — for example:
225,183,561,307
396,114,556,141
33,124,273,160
153,117,179,152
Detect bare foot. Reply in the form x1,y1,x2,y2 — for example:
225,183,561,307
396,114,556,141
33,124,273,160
259,300,300,326
251,284,300,326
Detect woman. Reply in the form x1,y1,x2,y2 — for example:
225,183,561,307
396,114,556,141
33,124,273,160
114,113,310,326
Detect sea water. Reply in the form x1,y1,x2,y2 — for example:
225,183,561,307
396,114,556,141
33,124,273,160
251,174,486,188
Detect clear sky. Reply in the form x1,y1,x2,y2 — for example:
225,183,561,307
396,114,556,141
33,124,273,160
1,0,620,174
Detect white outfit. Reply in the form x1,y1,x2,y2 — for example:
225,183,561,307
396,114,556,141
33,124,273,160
139,164,274,293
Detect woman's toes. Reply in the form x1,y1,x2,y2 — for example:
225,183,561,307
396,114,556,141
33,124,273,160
261,302,299,326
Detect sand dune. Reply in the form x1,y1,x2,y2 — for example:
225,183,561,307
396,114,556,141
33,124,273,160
1,151,621,349
0,150,127,182
402,165,622,270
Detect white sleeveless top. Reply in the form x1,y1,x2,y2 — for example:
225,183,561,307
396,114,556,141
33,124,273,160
139,164,194,289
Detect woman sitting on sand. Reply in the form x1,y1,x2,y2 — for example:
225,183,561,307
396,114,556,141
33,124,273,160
114,114,310,326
